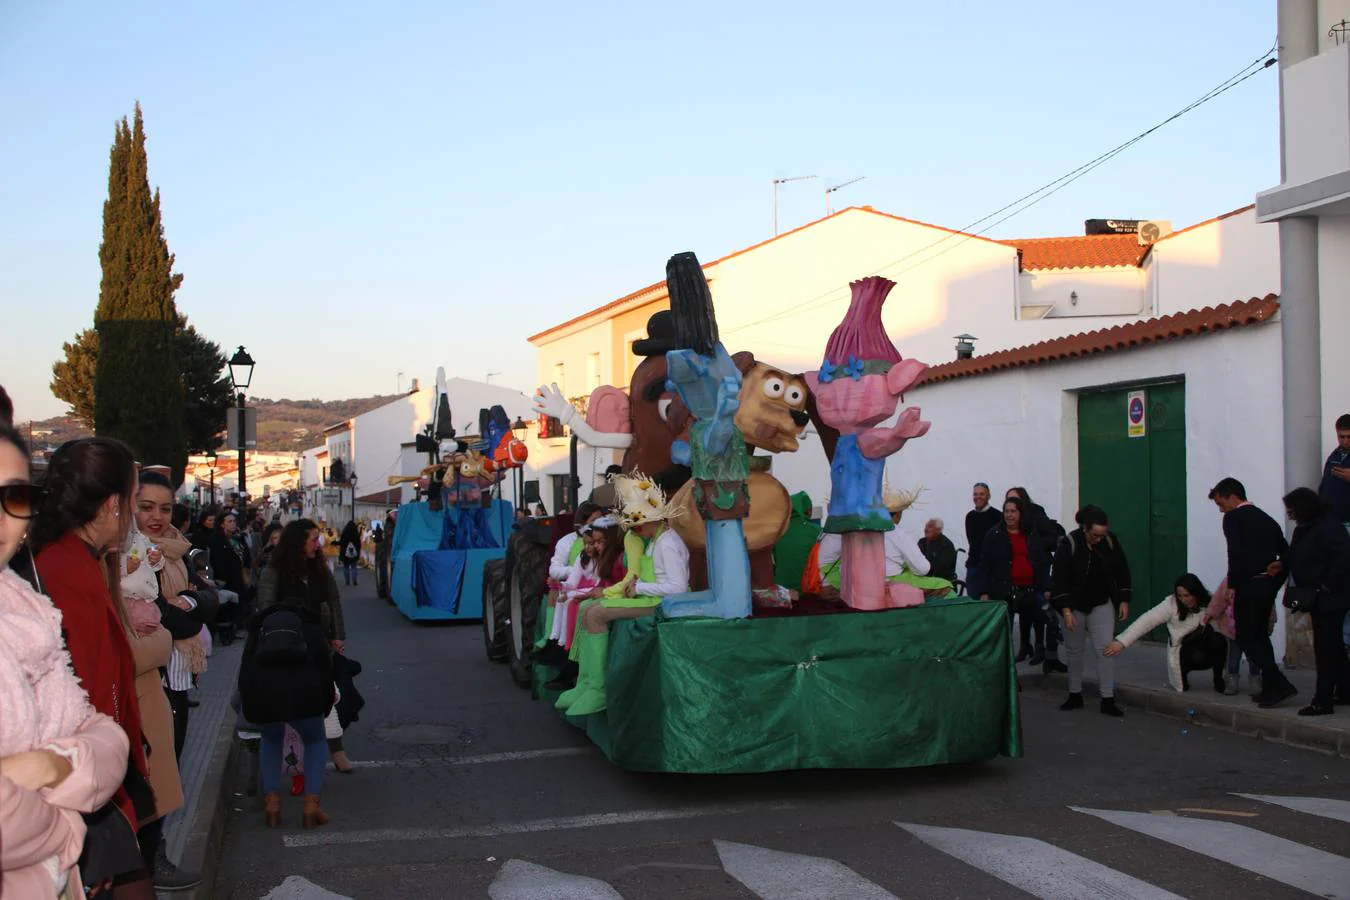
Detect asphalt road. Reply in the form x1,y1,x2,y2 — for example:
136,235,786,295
217,582,1350,900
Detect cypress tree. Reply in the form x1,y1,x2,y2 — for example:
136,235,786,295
94,104,188,482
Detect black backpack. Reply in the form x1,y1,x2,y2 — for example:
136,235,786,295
254,608,309,665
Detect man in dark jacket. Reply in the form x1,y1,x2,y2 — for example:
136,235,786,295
965,483,1000,598
919,518,959,582
1319,413,1350,526
1210,477,1296,707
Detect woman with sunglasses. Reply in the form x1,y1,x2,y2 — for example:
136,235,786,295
0,388,132,899
28,435,161,899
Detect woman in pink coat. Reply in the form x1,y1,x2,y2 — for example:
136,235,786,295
0,390,130,899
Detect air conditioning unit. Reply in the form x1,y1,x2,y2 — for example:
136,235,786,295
1137,220,1172,245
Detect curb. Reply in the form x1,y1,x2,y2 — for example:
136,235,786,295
175,708,243,900
1018,671,1350,759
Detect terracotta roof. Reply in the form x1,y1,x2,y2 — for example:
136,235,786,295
918,294,1279,385
1000,233,1149,271
526,207,1006,344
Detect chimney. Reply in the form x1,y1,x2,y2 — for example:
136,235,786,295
409,378,421,393
954,334,978,361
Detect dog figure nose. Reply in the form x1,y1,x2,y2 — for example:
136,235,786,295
791,410,810,427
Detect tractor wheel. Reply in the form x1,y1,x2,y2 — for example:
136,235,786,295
481,558,508,662
506,534,551,688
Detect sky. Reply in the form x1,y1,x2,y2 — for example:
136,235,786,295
0,1,1280,421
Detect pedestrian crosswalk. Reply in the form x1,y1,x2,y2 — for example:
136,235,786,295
475,794,1349,900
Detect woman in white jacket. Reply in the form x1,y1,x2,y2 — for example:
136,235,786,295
1104,573,1230,693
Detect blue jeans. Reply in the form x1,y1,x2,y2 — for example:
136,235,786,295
260,717,328,795
1226,636,1261,677
342,560,358,584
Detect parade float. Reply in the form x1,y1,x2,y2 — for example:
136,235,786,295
489,255,1021,773
384,386,526,623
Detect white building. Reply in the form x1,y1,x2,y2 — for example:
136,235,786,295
526,202,1279,511
297,371,536,523
1255,0,1350,490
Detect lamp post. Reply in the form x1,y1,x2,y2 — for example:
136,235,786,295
349,471,358,525
207,450,217,507
511,416,528,513
227,346,255,511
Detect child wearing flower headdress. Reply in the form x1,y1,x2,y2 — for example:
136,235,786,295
556,473,688,716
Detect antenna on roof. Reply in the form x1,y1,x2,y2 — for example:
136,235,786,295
825,176,866,215
772,174,817,236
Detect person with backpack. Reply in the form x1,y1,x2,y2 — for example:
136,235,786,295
1051,505,1132,717
338,521,361,587
243,519,341,828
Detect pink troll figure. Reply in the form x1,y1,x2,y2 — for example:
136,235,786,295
804,276,931,610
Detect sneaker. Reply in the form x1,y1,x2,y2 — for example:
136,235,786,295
154,848,202,893
1059,692,1083,711
1248,674,1264,698
1223,673,1240,696
1100,698,1124,717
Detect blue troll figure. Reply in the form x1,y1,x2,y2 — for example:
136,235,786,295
661,253,752,619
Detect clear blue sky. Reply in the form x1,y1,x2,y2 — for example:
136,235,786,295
0,1,1279,421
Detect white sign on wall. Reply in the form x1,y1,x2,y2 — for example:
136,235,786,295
1126,390,1147,438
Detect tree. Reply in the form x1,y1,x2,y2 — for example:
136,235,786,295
175,317,232,453
93,104,188,480
50,314,231,453
50,328,98,426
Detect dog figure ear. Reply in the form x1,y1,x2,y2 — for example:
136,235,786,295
732,351,756,375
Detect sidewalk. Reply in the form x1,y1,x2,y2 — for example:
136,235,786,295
159,640,243,900
1018,642,1350,759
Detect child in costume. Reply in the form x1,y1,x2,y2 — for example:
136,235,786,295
550,516,626,652
535,504,605,667
556,473,689,716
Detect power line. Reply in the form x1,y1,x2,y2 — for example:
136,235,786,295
723,41,1277,338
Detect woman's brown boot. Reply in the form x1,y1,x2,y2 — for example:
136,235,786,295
263,792,282,828
302,794,329,829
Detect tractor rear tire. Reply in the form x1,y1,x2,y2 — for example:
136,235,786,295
506,533,551,688
481,558,508,662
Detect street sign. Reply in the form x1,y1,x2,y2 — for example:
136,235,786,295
1126,390,1147,438
227,407,257,450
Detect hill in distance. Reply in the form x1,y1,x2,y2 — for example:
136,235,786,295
20,394,403,454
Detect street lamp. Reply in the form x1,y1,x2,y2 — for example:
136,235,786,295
349,471,358,525
227,346,255,509
511,417,528,513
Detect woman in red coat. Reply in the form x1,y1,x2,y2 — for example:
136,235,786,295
30,438,156,899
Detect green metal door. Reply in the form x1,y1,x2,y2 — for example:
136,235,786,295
1077,383,1187,637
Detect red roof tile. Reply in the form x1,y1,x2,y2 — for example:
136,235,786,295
918,294,1279,385
1000,234,1149,271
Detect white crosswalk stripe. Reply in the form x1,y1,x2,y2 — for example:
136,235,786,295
1072,805,1350,900
897,822,1184,900
713,840,900,900
489,860,624,900
1233,793,1350,824
259,875,352,899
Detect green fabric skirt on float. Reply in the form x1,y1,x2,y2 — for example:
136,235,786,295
536,596,1022,773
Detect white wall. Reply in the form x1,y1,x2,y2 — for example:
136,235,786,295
1018,267,1146,317
884,322,1288,658
1151,209,1282,315
1282,42,1350,186
1319,215,1350,436
349,390,433,489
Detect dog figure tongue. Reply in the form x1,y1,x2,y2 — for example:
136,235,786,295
804,276,931,610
